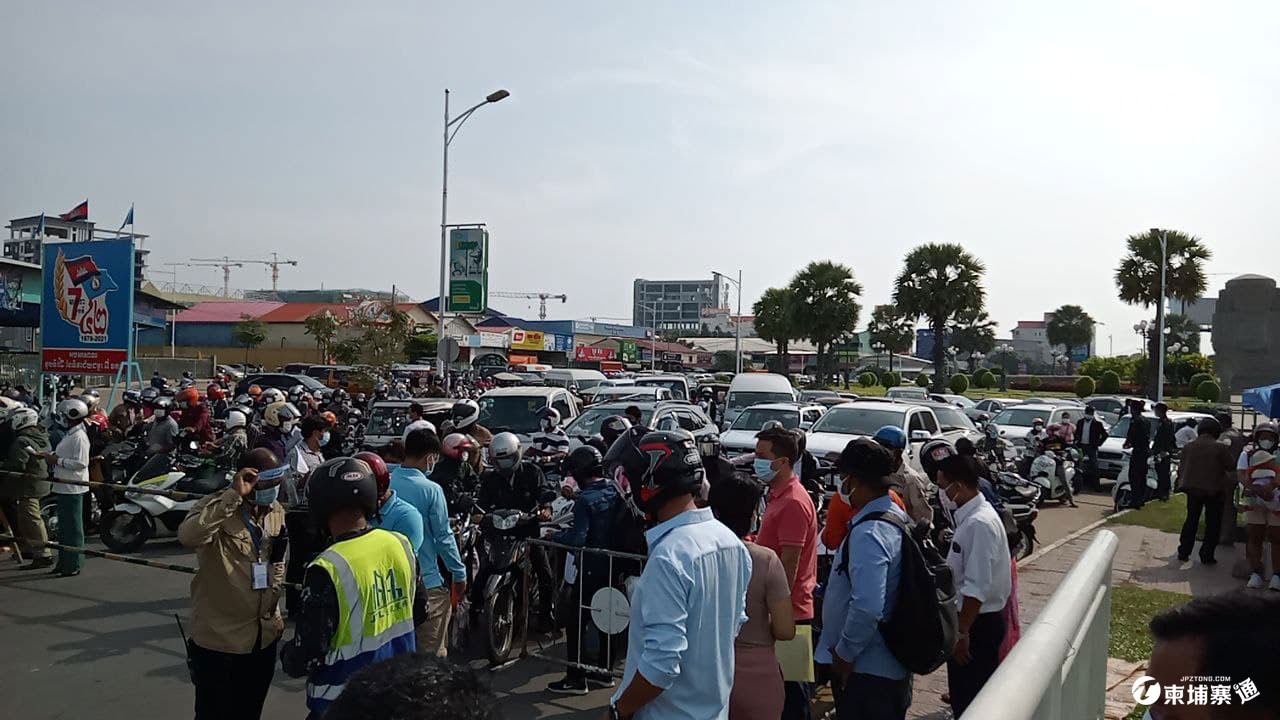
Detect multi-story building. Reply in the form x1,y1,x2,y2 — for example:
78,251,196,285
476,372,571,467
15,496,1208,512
633,276,729,332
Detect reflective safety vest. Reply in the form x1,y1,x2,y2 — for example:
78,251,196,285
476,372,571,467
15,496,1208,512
305,528,417,715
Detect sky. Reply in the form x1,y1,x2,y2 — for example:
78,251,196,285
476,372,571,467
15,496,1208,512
4,1,1279,356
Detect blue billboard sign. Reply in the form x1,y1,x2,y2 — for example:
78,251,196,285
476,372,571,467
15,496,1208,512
40,239,136,373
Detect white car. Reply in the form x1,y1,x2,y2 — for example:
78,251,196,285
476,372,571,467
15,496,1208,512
991,403,1084,450
720,403,827,457
1096,410,1214,479
477,386,579,444
805,401,955,474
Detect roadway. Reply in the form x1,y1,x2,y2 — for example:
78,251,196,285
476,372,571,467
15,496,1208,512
0,490,1116,720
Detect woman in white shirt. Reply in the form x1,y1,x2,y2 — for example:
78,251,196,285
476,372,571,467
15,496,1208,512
42,399,92,577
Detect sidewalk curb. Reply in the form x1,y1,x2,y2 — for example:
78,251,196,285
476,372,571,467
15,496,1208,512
1019,507,1131,568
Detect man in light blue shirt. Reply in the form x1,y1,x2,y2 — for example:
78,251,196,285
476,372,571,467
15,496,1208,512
610,430,751,720
817,438,912,720
389,428,466,657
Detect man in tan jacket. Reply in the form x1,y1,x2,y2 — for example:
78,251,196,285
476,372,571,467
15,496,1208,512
1176,417,1236,565
178,448,287,720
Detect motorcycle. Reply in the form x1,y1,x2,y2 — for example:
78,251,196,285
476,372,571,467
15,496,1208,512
39,439,144,541
996,472,1041,559
1026,441,1077,506
1111,452,1161,513
477,508,546,666
99,440,233,553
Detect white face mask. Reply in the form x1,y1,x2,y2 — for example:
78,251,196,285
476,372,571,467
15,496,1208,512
1262,438,1277,451
837,476,853,505
939,483,959,513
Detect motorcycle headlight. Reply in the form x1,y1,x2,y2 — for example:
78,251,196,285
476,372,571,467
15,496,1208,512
491,514,519,531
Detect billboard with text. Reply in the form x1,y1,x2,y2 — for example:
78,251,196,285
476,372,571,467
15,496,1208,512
41,239,135,373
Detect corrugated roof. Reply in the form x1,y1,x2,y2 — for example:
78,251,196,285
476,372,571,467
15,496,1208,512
257,302,427,323
174,301,284,323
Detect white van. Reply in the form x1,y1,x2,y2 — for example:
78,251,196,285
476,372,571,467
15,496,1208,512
722,373,797,430
635,374,691,401
542,368,607,392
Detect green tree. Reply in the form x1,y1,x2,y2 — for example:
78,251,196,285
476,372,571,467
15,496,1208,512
1115,229,1211,394
1196,380,1222,402
1148,313,1202,354
232,315,267,363
754,287,800,376
712,350,736,372
1046,305,1095,373
893,243,987,391
949,307,997,370
789,262,863,383
867,305,914,369
404,332,438,361
1074,376,1096,398
949,374,970,394
304,311,341,361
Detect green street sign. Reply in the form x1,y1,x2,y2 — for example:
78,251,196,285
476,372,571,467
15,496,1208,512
448,228,489,313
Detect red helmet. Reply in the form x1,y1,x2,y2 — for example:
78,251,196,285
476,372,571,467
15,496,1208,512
442,433,476,460
175,386,200,408
354,451,392,498
207,384,226,401
322,411,338,427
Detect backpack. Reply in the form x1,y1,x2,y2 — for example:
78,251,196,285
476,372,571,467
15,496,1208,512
842,510,958,675
610,484,648,556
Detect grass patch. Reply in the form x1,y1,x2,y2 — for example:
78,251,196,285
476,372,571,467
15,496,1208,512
1110,583,1191,663
1107,493,1203,535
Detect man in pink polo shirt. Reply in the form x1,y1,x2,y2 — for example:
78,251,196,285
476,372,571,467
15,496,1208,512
754,426,818,720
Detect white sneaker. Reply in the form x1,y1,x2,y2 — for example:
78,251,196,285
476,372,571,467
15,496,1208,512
1247,573,1265,589
1270,575,1280,592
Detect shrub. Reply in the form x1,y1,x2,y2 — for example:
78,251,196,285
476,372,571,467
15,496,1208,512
949,374,970,394
974,369,996,389
915,373,930,388
1196,380,1221,402
1099,370,1121,394
880,370,901,387
858,372,877,388
1029,376,1043,390
1188,373,1214,393
1074,375,1096,398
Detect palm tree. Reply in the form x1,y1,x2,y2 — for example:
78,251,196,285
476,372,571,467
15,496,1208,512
753,287,798,374
949,307,997,371
867,305,914,370
1045,304,1095,373
893,243,987,391
789,261,863,383
1115,229,1210,393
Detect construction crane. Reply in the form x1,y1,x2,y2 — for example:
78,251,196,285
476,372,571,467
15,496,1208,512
191,252,299,292
170,260,243,296
490,291,567,320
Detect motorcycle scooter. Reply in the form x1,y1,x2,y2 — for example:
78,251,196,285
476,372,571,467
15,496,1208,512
1112,451,1160,513
1026,440,1078,506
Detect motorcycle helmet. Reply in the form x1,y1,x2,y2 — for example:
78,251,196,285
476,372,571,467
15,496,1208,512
57,398,90,423
307,456,379,524
490,432,523,471
1194,416,1221,438
354,393,367,405
696,432,722,460
354,451,392,498
175,386,199,408
976,413,990,424
261,388,286,405
141,386,160,405
873,425,908,451
604,425,654,488
10,407,39,431
700,387,714,399
80,388,102,409
633,430,706,513
321,410,338,427
760,419,785,432
263,401,300,432
123,389,142,406
182,371,194,380
565,445,604,482
442,433,476,461
207,384,226,401
1031,417,1045,427
225,409,249,430
1255,422,1279,450
919,438,957,481
536,406,561,431
152,397,175,418
450,399,480,430
247,384,263,398
600,415,632,448
234,393,254,410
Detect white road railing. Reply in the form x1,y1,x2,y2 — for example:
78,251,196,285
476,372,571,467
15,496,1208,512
961,529,1120,720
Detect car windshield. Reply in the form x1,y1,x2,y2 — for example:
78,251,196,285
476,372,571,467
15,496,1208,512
933,406,976,431
994,408,1059,427
810,407,906,436
730,407,800,431
575,378,605,390
478,395,552,434
564,406,655,437
1107,416,1158,438
887,388,927,398
727,391,795,410
365,405,409,438
636,378,686,400
801,390,838,399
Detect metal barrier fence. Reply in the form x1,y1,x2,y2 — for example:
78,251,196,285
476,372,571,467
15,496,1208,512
960,530,1119,720
520,538,647,678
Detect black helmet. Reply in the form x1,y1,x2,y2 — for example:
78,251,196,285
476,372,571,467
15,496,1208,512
633,430,705,512
601,415,632,448
564,446,604,482
451,400,480,430
1195,417,1222,438
307,457,379,524
761,419,785,432
604,425,651,485
141,386,160,404
919,438,957,481
696,432,721,459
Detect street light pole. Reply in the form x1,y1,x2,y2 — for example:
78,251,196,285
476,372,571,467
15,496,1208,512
438,87,509,382
1153,228,1169,402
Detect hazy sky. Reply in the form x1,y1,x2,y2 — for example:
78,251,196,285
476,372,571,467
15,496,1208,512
4,1,1278,355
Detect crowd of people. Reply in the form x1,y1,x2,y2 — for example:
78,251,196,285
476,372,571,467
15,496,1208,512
3,375,1280,720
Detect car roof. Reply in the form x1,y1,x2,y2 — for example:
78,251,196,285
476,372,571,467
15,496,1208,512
902,399,960,411
738,402,808,412
1005,403,1074,412
825,400,912,415
576,399,695,412
482,386,566,398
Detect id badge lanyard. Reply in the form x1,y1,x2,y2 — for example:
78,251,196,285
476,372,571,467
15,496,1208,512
242,509,269,591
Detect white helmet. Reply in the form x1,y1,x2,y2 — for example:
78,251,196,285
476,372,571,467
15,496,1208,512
450,399,480,430
261,388,286,404
263,401,300,430
10,407,38,431
225,409,248,430
80,388,102,409
57,398,90,422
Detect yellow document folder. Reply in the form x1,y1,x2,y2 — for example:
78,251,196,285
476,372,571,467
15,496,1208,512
775,625,815,682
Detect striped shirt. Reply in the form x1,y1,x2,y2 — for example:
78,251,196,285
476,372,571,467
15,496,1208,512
531,429,570,457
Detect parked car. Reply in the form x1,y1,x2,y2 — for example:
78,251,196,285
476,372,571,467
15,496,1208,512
991,403,1083,450
217,364,246,382
723,373,797,429
235,373,328,396
973,398,1021,416
885,386,929,401
635,374,692,401
580,385,671,405
563,400,717,449
800,389,840,403
720,403,827,457
305,364,375,395
930,393,976,410
814,395,855,408
363,399,459,449
1083,395,1143,425
477,386,580,442
543,368,608,392
1096,410,1214,479
804,401,958,475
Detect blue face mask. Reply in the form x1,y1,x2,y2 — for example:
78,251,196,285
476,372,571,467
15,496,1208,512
253,484,279,507
320,432,331,447
754,457,778,482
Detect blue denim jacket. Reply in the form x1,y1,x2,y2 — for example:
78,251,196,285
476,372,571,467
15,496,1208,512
550,480,619,549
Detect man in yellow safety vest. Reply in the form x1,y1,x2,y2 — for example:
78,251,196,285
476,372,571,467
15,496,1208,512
280,456,422,719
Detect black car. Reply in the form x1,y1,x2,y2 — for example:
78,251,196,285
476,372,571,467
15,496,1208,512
235,373,328,396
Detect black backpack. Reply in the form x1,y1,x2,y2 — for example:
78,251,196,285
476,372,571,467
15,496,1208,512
841,510,959,675
610,487,648,556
